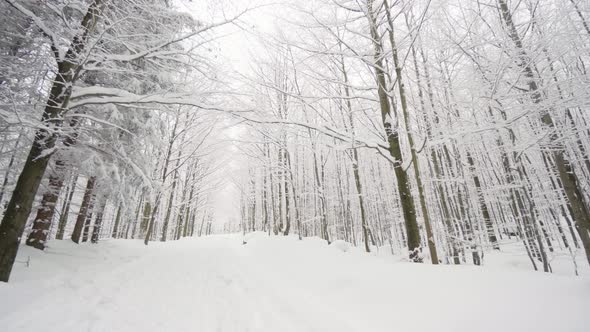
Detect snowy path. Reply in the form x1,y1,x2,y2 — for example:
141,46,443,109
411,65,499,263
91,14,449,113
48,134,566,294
0,234,589,332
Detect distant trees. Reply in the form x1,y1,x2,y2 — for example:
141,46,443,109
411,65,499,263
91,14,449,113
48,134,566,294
233,0,590,272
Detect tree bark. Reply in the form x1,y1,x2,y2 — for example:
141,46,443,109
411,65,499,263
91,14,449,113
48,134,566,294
56,173,78,240
183,172,197,238
283,149,293,236
383,0,437,262
339,50,371,253
81,193,96,243
366,0,421,261
25,171,64,249
91,197,107,243
111,203,122,239
71,176,97,244
0,131,22,207
161,156,181,242
145,113,178,245
466,152,499,249
25,115,82,249
0,0,106,282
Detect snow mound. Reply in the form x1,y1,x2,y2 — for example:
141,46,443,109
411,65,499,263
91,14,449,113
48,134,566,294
330,239,351,252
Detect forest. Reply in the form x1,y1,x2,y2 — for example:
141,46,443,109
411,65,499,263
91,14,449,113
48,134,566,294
0,0,589,330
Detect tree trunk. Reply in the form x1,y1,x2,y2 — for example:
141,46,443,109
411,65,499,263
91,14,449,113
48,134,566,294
189,210,196,237
283,149,292,236
312,145,330,244
466,152,499,249
111,203,122,239
81,193,96,243
91,197,107,243
352,152,371,253
339,50,371,253
383,0,437,262
56,173,78,240
144,199,160,245
139,199,151,237
0,131,22,207
145,114,178,245
0,0,106,282
161,156,181,242
198,214,206,237
25,114,82,249
498,0,590,265
71,176,97,244
277,148,284,233
175,163,194,240
366,0,421,261
263,145,270,233
183,174,197,238
24,171,65,249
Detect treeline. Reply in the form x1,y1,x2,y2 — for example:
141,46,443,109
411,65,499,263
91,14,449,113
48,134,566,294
234,0,590,273
0,0,235,282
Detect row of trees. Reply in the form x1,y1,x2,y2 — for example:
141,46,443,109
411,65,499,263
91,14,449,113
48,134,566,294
233,0,590,272
0,0,238,281
0,0,588,282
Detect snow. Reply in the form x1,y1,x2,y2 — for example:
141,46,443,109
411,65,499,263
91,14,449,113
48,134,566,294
329,239,351,252
0,233,589,332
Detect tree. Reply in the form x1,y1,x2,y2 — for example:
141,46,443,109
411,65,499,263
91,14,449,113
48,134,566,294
0,0,246,281
0,0,107,281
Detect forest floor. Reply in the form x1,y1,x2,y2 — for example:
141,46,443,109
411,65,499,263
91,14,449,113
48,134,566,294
0,233,589,332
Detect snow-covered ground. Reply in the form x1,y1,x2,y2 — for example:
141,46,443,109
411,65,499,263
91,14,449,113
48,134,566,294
1,233,589,332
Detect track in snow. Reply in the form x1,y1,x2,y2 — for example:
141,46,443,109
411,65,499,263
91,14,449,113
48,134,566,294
0,233,588,332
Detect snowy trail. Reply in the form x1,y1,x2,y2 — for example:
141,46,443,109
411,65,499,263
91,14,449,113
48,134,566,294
0,234,589,332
